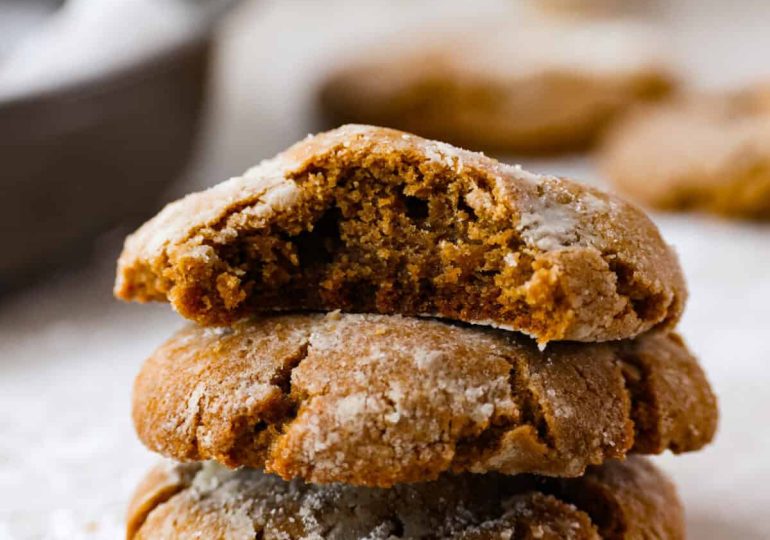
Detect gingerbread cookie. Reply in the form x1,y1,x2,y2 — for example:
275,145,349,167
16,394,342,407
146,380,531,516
318,20,674,154
600,85,770,219
537,0,655,17
115,125,686,345
132,313,716,487
127,457,683,540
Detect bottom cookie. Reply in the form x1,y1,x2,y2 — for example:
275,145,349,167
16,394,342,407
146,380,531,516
127,457,683,539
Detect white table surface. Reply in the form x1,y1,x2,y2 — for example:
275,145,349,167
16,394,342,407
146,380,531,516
2,1,770,538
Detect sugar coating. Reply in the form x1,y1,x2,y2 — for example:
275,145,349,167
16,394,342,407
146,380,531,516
115,125,686,345
132,313,717,487
126,457,684,540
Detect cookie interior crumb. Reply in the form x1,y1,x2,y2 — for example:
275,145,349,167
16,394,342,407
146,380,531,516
215,162,569,333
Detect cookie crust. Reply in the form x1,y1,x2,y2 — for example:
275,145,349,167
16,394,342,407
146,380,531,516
116,125,686,345
127,457,683,540
132,313,716,487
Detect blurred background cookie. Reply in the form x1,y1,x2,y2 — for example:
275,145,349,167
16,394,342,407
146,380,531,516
318,16,675,155
599,84,770,219
537,0,662,18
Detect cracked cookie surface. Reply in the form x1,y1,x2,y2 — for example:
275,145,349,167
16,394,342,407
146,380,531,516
127,457,683,540
132,313,717,487
600,85,770,219
115,125,685,345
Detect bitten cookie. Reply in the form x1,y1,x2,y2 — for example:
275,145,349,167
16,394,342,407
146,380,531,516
127,457,684,540
600,85,770,219
133,313,717,487
318,20,674,154
115,125,686,345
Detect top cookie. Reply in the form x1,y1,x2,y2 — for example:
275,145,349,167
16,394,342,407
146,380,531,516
319,19,674,154
600,85,770,219
115,125,686,344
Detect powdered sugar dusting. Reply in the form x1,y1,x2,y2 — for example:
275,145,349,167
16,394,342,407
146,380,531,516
270,313,525,483
516,178,614,252
141,460,635,538
518,204,581,251
503,163,551,186
333,393,369,423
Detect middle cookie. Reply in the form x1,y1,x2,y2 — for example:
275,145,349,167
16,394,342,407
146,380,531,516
134,313,716,487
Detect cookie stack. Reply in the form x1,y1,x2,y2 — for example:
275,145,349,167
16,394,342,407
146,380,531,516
117,125,717,539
